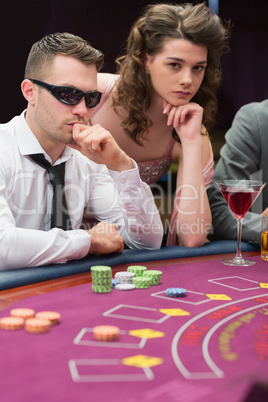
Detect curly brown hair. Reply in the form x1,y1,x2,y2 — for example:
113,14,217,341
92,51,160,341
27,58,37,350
113,2,231,144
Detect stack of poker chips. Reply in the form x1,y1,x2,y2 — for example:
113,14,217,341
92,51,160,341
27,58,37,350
165,287,186,297
114,271,135,284
143,270,162,285
114,271,136,290
132,276,151,289
127,265,147,276
128,266,149,289
93,325,120,341
126,266,163,289
91,265,112,293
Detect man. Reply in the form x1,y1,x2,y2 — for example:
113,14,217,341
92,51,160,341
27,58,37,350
208,100,268,244
0,32,163,270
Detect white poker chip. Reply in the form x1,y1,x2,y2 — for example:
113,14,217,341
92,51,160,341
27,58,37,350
115,283,136,291
115,272,135,278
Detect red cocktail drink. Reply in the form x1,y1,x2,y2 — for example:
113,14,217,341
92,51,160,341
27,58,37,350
221,188,260,219
216,180,265,266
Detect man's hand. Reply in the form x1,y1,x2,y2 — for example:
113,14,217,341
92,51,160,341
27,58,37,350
86,221,124,254
69,123,133,172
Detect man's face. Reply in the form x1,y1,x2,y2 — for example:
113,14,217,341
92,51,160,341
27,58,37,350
31,55,98,147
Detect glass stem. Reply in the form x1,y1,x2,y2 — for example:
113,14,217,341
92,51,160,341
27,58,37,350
236,218,243,259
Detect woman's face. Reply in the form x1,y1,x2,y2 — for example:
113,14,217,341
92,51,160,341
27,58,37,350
145,38,207,106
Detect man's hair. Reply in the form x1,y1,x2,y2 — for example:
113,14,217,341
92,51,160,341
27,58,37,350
24,32,104,79
113,2,231,144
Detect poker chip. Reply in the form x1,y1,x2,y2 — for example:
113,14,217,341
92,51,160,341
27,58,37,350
91,265,112,293
143,270,162,285
115,283,136,291
91,265,112,278
127,265,147,276
165,288,186,297
92,278,112,286
115,271,135,284
24,318,51,334
112,278,120,288
35,311,61,325
10,308,35,320
93,325,120,341
92,284,112,293
0,316,24,331
115,271,135,279
132,276,151,289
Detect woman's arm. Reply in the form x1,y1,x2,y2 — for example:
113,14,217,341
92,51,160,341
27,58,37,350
164,101,212,247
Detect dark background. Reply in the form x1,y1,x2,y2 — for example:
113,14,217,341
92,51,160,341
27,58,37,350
1,0,268,134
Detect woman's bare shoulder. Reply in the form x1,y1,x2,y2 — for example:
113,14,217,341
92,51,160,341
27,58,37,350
97,73,118,91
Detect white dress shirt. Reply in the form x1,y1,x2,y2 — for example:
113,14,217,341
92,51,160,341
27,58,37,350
0,112,163,270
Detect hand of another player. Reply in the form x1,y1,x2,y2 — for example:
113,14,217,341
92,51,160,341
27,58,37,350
70,123,133,172
86,221,124,254
261,207,268,216
163,100,204,144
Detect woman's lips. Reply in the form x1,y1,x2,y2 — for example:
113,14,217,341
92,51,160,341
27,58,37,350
174,91,191,96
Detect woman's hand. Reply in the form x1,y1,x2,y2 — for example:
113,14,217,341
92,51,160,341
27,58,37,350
163,100,204,143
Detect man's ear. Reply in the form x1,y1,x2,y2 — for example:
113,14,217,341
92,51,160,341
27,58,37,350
21,79,36,105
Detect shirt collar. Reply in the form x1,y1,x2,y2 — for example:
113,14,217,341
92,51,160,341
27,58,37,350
17,110,73,164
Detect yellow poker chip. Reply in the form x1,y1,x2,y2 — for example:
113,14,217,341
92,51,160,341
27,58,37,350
93,325,120,341
10,308,35,320
35,311,61,325
0,316,24,331
24,318,51,334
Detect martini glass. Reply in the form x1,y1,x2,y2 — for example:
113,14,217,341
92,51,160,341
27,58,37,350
216,180,266,266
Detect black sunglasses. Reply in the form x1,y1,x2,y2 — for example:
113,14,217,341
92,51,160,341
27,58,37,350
29,79,102,108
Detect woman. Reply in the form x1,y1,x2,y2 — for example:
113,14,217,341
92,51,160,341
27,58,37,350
90,2,230,246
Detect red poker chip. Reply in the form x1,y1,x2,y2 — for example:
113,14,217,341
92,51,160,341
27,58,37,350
24,318,51,334
35,311,61,325
0,317,24,331
93,325,120,341
10,308,35,320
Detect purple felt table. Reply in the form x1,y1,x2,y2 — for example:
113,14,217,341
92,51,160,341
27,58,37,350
0,255,268,402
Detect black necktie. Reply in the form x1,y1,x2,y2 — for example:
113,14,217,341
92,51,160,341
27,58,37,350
29,154,72,230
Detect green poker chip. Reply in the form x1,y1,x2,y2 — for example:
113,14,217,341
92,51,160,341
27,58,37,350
132,276,151,289
143,270,162,285
127,265,147,276
91,266,112,292
92,283,112,293
92,278,112,286
91,265,112,279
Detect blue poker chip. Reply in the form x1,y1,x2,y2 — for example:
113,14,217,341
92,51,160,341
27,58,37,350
112,279,120,288
165,287,186,297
